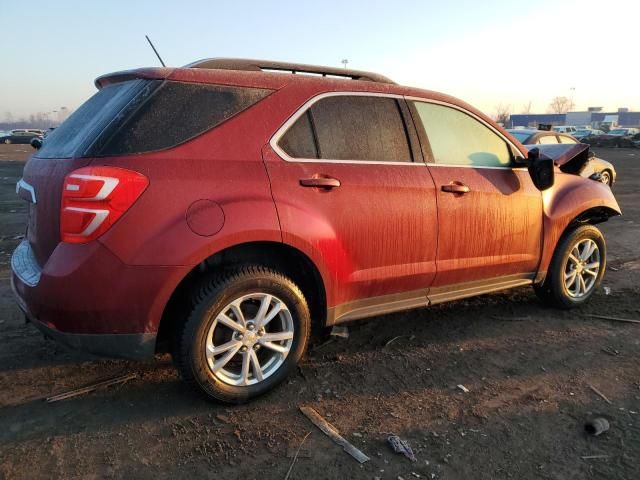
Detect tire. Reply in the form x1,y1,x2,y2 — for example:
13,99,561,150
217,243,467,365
534,225,606,309
174,265,311,404
4,139,11,144
599,170,612,186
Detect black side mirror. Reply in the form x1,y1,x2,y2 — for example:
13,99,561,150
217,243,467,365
527,147,554,191
30,137,42,150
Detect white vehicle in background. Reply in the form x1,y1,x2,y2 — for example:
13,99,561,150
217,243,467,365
552,125,577,133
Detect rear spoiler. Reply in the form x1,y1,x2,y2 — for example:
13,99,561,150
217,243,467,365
95,67,173,89
525,143,591,174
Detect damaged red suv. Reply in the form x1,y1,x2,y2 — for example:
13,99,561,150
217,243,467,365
12,59,620,403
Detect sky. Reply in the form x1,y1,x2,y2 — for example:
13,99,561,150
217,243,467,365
0,0,638,121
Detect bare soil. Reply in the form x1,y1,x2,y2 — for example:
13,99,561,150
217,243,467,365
0,144,638,480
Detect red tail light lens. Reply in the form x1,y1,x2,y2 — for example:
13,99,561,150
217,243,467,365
61,166,149,244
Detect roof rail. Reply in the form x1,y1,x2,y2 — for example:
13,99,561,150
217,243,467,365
184,58,395,84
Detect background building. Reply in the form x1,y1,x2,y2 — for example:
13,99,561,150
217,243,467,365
510,108,640,129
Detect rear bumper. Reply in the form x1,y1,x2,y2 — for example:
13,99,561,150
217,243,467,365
11,240,189,360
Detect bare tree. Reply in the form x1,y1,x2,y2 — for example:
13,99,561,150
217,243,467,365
521,101,533,114
494,103,511,126
548,96,575,114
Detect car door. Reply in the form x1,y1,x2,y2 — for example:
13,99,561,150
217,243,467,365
263,93,439,319
408,99,543,291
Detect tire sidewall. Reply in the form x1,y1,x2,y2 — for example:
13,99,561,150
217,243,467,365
550,226,606,307
185,272,310,403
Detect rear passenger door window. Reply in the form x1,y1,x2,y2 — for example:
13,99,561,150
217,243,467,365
411,101,511,167
278,95,412,163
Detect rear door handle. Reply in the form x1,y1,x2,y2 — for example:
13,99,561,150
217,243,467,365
299,177,341,189
441,182,470,194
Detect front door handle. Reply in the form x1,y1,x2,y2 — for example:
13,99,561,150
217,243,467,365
300,177,341,189
441,182,470,194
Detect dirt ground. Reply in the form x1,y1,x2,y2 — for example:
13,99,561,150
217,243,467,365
0,144,638,480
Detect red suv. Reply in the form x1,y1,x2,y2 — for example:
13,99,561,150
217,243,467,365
12,59,620,403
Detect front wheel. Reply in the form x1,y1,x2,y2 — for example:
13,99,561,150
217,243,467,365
534,225,606,309
174,266,311,404
599,170,612,186
3,139,11,144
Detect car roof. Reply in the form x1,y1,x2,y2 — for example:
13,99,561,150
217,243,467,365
94,58,529,158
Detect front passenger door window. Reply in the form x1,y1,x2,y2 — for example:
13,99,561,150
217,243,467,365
412,101,511,167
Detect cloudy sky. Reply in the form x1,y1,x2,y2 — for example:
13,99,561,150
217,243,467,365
0,0,637,120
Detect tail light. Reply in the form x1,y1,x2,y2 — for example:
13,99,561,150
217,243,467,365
61,166,148,244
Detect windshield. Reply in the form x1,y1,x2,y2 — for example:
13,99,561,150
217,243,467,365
509,131,531,143
608,129,627,135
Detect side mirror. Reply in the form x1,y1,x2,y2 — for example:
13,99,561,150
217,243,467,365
30,137,42,150
527,147,554,191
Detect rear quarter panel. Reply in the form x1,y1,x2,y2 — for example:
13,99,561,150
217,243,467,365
95,89,288,266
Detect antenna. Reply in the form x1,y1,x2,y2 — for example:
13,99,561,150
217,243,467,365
145,35,166,67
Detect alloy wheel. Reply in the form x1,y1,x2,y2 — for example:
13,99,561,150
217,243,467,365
564,239,601,298
205,293,294,386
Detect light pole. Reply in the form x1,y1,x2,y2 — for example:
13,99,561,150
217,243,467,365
569,87,575,111
341,59,348,69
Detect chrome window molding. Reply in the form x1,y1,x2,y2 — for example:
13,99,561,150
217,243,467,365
270,91,528,171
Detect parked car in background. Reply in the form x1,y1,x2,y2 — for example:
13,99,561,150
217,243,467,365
573,129,605,141
552,125,577,134
30,127,56,149
507,129,617,186
0,129,41,144
13,58,620,403
585,128,640,148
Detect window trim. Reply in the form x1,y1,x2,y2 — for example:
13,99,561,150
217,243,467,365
270,91,423,166
406,96,527,171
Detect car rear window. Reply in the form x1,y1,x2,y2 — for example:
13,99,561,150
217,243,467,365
36,80,150,159
37,80,271,158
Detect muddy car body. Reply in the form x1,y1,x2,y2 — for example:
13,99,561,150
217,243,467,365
12,59,620,402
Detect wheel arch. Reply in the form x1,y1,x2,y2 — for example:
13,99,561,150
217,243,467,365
537,203,620,284
156,241,327,351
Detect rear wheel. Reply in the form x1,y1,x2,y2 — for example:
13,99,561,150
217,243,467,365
534,225,606,309
174,266,310,403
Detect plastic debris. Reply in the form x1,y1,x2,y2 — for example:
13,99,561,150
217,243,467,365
387,434,417,462
330,325,349,339
585,417,610,436
457,384,469,393
603,286,611,295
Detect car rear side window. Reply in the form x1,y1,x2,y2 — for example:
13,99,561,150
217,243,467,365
279,95,412,162
412,101,511,167
559,136,578,144
311,96,412,162
279,111,318,159
97,82,272,156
